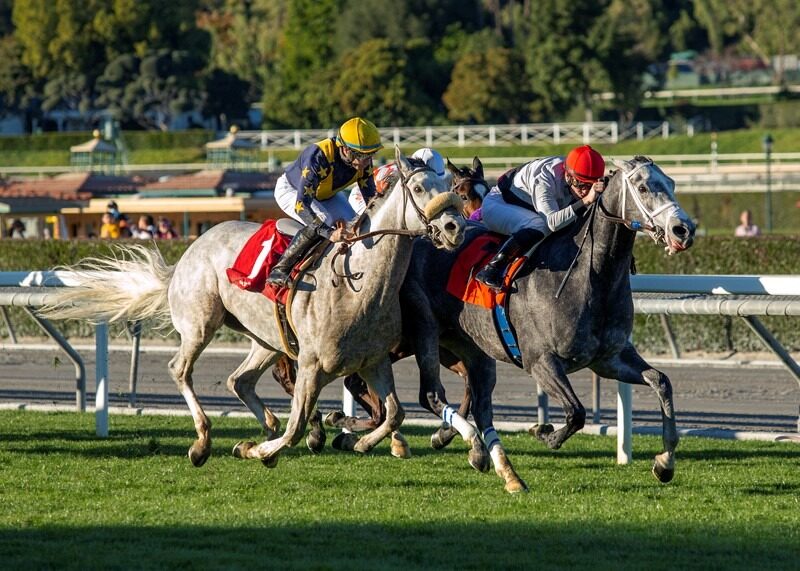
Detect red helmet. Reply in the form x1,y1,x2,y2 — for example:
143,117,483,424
565,145,605,183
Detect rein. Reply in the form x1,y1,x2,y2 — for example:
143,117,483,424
555,159,680,298
329,165,445,287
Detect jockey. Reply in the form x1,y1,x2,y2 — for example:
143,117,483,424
476,145,607,289
267,117,383,287
347,147,447,214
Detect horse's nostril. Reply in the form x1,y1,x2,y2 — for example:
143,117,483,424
444,222,457,233
672,225,687,238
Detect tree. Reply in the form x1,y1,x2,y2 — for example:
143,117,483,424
442,47,531,124
261,0,339,128
96,50,206,130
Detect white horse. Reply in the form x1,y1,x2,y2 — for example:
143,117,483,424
42,147,466,468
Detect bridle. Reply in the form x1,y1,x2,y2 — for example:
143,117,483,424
329,164,458,286
596,159,681,245
555,159,680,298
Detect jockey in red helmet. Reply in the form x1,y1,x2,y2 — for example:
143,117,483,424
476,145,606,289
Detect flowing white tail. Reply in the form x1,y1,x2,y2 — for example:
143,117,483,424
39,244,174,325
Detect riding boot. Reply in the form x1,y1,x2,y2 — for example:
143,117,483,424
476,228,544,290
266,226,323,287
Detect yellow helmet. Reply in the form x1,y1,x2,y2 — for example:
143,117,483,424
336,117,383,154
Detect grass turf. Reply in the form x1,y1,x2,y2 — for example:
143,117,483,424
0,410,798,570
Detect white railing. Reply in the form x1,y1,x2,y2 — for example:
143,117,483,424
237,121,674,150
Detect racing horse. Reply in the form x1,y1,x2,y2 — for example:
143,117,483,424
325,156,696,489
41,147,466,468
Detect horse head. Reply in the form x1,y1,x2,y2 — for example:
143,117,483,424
447,157,489,217
393,146,466,250
606,156,696,254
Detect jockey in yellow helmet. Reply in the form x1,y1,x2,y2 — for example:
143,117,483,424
267,117,383,287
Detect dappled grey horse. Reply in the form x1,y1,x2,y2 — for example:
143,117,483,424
41,147,466,468
333,156,696,489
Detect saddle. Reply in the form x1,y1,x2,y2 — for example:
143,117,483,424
226,218,326,359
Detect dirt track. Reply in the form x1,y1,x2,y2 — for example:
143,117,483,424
1,342,798,433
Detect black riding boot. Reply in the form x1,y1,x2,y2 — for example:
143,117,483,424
476,229,544,290
266,226,323,287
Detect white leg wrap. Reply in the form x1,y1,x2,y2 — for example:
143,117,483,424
441,405,477,441
483,426,505,468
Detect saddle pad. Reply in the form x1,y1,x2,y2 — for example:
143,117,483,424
226,219,291,301
445,234,504,309
446,234,529,309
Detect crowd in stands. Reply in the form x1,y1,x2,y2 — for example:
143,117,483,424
100,201,179,240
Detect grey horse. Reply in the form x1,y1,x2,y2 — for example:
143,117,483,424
41,147,466,468
325,156,696,491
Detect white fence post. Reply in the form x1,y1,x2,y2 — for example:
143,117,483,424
662,121,670,139
553,124,560,145
488,126,496,146
95,322,109,438
521,124,528,145
425,127,433,146
636,122,644,140
617,382,632,464
458,126,465,147
582,123,590,144
611,122,619,143
293,130,301,149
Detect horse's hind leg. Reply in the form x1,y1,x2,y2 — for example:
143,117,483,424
169,333,219,467
227,341,282,438
592,344,679,483
528,353,586,450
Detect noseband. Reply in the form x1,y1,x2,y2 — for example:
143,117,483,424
597,159,681,245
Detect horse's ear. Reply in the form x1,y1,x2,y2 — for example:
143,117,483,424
611,158,628,171
446,158,460,177
472,156,484,178
395,145,412,176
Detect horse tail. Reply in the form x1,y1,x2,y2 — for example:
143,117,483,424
39,244,175,326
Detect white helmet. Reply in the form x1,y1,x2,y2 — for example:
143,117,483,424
411,147,445,177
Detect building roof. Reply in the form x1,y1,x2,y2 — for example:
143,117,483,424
138,169,278,196
0,172,139,200
0,196,88,214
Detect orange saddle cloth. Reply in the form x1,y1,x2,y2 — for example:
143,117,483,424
226,219,291,303
445,234,527,309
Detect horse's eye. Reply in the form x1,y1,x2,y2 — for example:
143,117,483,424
638,184,647,194
414,185,424,194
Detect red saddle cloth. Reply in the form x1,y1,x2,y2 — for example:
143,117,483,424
226,220,291,302
445,234,526,309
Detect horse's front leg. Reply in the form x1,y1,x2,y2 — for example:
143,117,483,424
430,348,472,450
236,359,327,467
351,357,405,454
466,353,527,493
591,344,678,483
415,331,485,472
528,353,586,450
270,354,326,454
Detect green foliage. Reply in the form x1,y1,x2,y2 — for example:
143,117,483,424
1,412,799,570
443,47,531,123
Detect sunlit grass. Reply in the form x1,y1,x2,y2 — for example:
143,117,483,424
0,411,798,570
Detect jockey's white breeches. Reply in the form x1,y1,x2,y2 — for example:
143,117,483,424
274,174,357,226
481,187,549,236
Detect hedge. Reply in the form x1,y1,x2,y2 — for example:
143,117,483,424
0,130,214,152
1,236,798,353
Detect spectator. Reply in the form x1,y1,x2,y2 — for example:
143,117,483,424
157,217,179,239
8,219,26,239
734,209,760,237
100,212,120,239
106,201,121,222
134,215,158,239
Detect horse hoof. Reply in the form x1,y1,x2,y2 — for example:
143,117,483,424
261,455,279,468
504,478,529,494
430,427,458,450
331,432,359,452
232,440,256,460
353,439,372,454
652,461,675,484
469,441,491,473
528,424,554,439
188,444,210,467
306,430,327,454
324,411,346,428
390,434,412,459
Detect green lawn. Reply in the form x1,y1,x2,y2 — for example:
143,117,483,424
0,411,798,570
